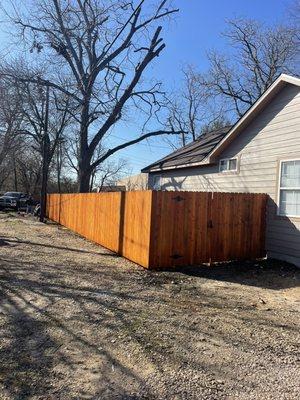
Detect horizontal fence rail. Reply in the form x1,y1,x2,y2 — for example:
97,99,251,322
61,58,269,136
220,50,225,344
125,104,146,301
47,191,267,269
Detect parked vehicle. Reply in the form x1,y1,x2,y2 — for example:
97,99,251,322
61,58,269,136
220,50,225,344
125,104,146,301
0,192,30,211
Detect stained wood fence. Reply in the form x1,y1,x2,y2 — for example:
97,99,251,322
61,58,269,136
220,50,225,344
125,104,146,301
47,191,267,269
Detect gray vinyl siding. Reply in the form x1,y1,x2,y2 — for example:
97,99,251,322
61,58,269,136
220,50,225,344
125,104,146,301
148,84,300,267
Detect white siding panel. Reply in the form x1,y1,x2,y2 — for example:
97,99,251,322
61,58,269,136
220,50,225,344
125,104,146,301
149,84,300,267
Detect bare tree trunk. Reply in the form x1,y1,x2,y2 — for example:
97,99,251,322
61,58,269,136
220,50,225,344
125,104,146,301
13,157,18,191
40,86,50,222
78,142,92,192
77,103,92,192
57,143,62,194
78,166,92,193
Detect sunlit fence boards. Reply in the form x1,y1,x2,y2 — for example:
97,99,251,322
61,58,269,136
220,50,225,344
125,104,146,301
47,191,267,269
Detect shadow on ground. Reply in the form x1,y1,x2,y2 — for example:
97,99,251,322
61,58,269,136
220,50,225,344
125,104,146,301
0,255,155,399
166,258,300,290
0,235,121,256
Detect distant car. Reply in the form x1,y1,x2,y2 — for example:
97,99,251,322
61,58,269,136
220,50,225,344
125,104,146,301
0,192,30,211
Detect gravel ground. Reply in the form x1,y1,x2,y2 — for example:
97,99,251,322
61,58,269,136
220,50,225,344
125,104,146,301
0,211,299,400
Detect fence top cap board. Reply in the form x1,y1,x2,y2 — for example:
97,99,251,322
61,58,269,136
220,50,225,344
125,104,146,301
48,190,153,195
48,190,267,196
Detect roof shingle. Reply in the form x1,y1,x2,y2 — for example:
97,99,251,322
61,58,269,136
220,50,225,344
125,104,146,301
142,126,232,172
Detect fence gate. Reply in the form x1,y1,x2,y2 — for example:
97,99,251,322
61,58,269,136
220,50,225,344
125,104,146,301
148,191,267,269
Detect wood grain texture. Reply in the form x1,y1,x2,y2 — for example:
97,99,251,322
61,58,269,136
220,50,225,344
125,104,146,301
47,191,153,267
148,191,267,269
47,191,267,269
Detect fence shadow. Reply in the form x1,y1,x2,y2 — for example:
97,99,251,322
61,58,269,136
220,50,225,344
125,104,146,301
1,236,120,257
168,258,300,290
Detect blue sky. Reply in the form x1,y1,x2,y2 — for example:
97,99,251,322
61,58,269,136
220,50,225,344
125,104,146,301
111,0,291,174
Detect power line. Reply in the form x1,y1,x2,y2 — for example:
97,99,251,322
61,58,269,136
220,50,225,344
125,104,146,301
119,153,154,163
109,134,172,150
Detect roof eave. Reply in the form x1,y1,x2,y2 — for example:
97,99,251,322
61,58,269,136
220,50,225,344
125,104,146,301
142,159,214,173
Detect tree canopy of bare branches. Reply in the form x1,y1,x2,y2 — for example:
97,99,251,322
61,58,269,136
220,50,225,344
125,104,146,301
14,77,72,166
166,66,228,148
200,18,299,118
0,80,23,169
289,0,300,46
4,0,183,192
0,62,75,195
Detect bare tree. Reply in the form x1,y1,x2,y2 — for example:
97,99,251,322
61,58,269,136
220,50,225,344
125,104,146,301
289,0,300,46
0,81,23,169
0,80,26,192
200,18,299,118
199,117,231,135
0,62,74,202
5,0,183,192
54,140,65,193
11,76,72,170
166,66,204,147
0,131,43,195
0,158,13,191
166,66,226,148
92,158,128,192
15,149,42,195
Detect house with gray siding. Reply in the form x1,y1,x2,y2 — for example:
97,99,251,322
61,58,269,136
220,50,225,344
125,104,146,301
142,74,300,267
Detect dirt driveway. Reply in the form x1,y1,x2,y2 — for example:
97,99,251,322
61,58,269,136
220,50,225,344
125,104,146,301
0,212,299,400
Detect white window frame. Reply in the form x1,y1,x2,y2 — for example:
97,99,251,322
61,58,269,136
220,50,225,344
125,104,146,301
152,175,161,190
219,157,238,173
277,158,300,218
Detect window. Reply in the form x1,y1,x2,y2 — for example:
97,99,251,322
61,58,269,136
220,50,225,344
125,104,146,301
153,175,161,190
219,158,238,172
278,160,300,217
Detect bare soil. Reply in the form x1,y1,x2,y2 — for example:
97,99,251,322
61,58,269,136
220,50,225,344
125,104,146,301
0,211,299,400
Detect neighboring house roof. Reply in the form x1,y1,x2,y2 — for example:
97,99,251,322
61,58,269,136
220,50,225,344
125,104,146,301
142,74,300,173
141,126,231,172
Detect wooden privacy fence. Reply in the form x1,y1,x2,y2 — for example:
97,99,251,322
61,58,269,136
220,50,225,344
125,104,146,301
47,191,267,269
